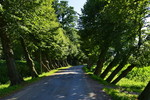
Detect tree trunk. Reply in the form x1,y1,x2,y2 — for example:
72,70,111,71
106,54,130,83
65,60,68,66
100,53,121,79
41,61,50,72
0,32,23,85
56,60,61,68
42,54,51,71
94,46,109,76
62,60,66,67
111,64,135,84
87,58,95,69
49,58,55,69
20,36,38,78
54,60,59,68
138,81,150,100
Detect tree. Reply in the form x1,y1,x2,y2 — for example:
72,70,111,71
80,0,149,77
138,81,150,100
53,0,83,65
0,0,23,85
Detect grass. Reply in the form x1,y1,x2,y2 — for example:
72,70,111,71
0,66,71,98
103,88,138,100
117,78,147,93
82,66,110,85
82,66,148,100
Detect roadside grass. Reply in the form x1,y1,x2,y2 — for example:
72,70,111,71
82,66,110,85
82,66,148,100
103,88,137,100
117,78,147,93
0,66,71,98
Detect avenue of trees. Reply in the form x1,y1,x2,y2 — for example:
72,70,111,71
0,0,85,86
80,0,150,100
0,0,150,99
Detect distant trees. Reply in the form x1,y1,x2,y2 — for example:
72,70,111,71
53,0,85,65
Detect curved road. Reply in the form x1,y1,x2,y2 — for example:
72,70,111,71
2,65,111,100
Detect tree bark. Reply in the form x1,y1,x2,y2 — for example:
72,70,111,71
87,58,95,69
138,81,150,100
41,61,50,72
42,54,51,71
0,32,23,85
20,36,38,78
56,60,62,68
54,60,59,68
111,64,135,84
62,60,66,67
100,53,121,79
106,54,130,83
65,60,68,66
94,46,109,76
49,58,55,69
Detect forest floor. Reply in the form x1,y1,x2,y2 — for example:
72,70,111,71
1,65,111,100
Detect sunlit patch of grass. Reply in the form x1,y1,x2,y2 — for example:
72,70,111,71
0,66,72,98
0,84,9,90
82,66,110,85
39,66,72,77
0,83,23,98
117,78,147,93
104,88,138,100
58,66,71,70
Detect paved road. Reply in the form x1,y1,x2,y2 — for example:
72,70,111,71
2,65,111,100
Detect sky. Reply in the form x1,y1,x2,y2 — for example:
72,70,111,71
61,0,87,14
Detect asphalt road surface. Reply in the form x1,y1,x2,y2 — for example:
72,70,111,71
2,65,112,100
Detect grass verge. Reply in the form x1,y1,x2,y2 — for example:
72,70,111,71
82,66,142,100
0,66,71,98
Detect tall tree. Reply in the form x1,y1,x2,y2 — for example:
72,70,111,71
0,1,23,85
80,0,149,77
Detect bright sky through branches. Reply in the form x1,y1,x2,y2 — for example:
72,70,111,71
60,0,150,22
61,0,87,14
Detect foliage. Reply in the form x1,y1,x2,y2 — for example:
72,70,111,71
53,0,84,62
0,0,83,85
80,0,150,77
